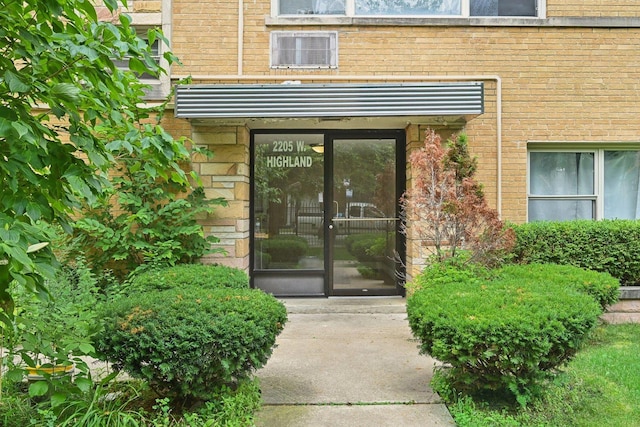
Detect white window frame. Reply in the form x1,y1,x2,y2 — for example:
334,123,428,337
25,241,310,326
273,0,545,18
270,31,338,69
527,147,640,221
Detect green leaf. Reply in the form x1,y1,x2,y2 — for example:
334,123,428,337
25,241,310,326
50,83,81,103
28,381,49,397
51,392,68,407
147,28,157,46
11,122,33,141
0,117,14,138
5,367,25,382
75,377,93,393
104,0,119,12
5,246,33,267
76,0,98,21
78,342,95,354
5,71,30,93
128,56,147,75
0,229,20,244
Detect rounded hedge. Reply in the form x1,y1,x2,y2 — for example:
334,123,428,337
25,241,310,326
128,263,249,293
95,286,286,401
407,262,606,402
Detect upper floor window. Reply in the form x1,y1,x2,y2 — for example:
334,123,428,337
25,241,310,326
271,32,338,68
277,0,539,17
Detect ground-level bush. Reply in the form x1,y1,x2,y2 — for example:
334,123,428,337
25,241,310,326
0,376,263,426
511,220,640,285
407,262,608,405
128,263,249,293
95,286,287,402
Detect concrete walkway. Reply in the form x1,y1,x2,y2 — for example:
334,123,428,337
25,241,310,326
254,297,456,426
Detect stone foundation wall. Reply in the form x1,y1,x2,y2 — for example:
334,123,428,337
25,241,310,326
602,287,640,324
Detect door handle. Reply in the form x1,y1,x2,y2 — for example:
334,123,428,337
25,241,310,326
328,224,334,230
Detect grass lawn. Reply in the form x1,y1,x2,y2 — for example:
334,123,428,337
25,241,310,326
445,323,640,427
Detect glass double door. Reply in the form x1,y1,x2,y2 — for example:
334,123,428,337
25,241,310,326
252,130,404,296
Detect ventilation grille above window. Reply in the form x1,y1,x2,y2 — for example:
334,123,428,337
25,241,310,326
271,32,337,69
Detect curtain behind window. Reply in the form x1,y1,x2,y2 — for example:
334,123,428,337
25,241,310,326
604,151,640,219
529,152,594,221
356,0,460,15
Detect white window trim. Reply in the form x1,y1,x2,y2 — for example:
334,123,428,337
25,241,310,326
527,147,640,221
273,0,545,19
270,31,338,69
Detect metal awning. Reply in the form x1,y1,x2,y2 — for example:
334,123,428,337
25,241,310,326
174,82,483,119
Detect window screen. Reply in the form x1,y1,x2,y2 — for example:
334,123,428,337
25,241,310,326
471,0,536,16
271,32,337,68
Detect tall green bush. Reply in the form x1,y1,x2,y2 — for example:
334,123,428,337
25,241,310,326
407,262,611,405
1,0,188,332
512,220,640,285
71,173,226,281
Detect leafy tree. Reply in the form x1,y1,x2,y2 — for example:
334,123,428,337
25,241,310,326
401,128,514,265
0,0,189,322
70,161,227,280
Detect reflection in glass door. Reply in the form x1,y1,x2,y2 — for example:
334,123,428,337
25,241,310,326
329,138,401,296
252,133,326,296
251,131,404,297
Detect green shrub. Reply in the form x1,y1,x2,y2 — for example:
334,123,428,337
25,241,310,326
8,257,102,400
180,379,262,426
128,263,249,293
407,262,605,405
407,253,488,292
0,395,38,427
259,235,308,263
511,220,640,285
71,181,227,281
94,286,287,402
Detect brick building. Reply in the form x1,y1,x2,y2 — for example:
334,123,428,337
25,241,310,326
123,0,640,296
